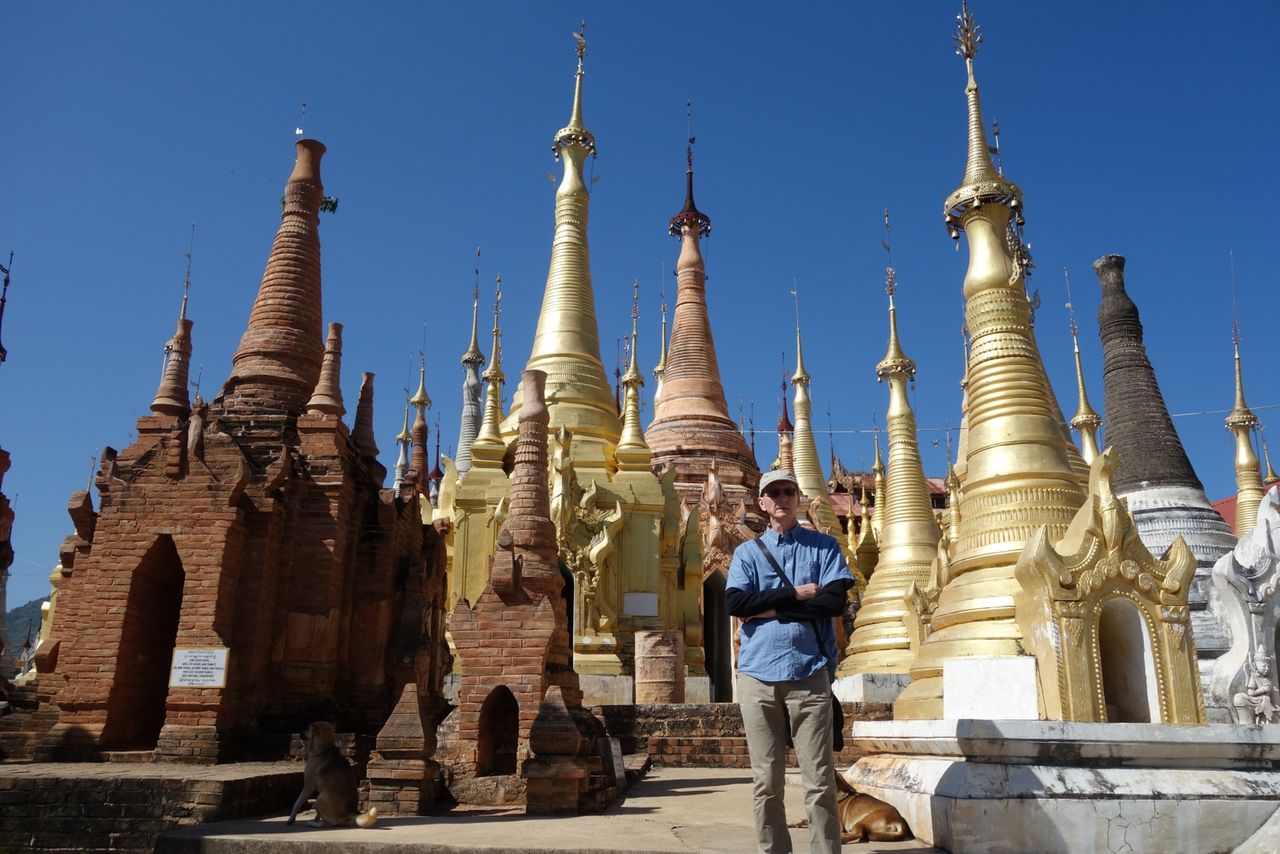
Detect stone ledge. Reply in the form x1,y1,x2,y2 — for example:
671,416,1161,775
852,719,1280,769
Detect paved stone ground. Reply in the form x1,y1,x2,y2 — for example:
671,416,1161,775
158,766,940,853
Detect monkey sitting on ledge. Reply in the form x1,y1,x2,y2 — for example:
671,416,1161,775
287,722,379,829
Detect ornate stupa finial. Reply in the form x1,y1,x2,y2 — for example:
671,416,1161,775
777,358,793,435
791,283,811,387
151,245,194,418
410,353,432,411
668,100,711,237
847,224,942,674
455,248,487,475
506,25,619,461
1262,435,1280,488
1226,261,1264,534
462,248,485,367
617,280,651,470
556,21,596,158
1064,266,1101,463
788,288,844,541
876,210,916,382
471,275,507,464
429,417,445,505
943,0,1022,241
392,396,411,492
652,277,668,400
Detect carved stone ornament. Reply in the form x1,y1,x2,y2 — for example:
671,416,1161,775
1210,488,1280,723
1013,447,1205,723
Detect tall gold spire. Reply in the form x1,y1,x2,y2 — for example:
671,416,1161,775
410,356,431,410
1226,332,1264,536
473,279,506,468
895,3,1084,720
871,428,886,540
505,24,620,465
846,213,941,674
616,281,651,471
652,289,668,402
1263,436,1280,488
789,287,841,538
470,276,506,467
1064,267,1101,464
462,280,485,366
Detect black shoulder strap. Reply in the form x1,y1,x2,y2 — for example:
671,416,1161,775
752,536,793,589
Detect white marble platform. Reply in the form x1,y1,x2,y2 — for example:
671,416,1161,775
846,719,1280,854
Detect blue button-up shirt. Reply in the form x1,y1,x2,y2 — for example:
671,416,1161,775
726,525,853,683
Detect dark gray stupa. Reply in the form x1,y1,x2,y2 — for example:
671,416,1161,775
1094,254,1236,687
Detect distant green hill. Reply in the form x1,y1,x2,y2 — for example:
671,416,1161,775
3,596,45,679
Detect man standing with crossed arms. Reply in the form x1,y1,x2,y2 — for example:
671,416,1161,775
726,469,854,854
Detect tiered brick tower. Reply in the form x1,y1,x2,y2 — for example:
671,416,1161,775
449,370,612,812
644,140,761,701
1094,254,1235,664
33,141,449,763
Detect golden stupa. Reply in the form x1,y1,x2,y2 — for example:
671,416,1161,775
1226,331,1265,537
842,218,941,675
448,31,683,701
893,2,1086,720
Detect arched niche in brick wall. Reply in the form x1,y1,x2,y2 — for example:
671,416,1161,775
101,535,185,749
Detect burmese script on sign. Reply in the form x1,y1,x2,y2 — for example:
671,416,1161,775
169,647,229,688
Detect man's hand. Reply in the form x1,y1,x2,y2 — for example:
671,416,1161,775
744,608,777,623
794,583,819,601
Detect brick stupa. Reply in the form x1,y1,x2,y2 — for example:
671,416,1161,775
448,369,614,813
1094,254,1235,665
33,140,451,763
644,142,761,702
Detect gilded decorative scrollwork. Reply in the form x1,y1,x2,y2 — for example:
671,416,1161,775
1014,447,1204,723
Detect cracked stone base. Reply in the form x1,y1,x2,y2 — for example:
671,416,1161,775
846,719,1280,854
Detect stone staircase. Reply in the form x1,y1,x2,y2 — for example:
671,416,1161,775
0,681,57,762
596,702,892,769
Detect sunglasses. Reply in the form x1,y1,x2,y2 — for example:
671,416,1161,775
763,487,797,499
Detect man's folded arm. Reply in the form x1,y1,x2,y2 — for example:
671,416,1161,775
776,578,852,620
725,585,795,618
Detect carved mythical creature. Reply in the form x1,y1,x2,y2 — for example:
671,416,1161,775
187,394,207,461
1211,489,1280,721
1234,647,1278,725
549,426,575,549
580,501,624,634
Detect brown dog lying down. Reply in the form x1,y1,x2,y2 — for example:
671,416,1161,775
287,722,378,829
790,772,910,843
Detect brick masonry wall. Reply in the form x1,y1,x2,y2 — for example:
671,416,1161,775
0,763,301,853
597,702,892,768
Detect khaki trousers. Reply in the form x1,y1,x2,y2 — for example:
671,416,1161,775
738,670,841,854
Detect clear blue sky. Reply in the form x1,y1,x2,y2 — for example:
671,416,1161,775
2,2,1277,611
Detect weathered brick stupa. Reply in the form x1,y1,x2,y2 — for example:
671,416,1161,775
893,3,1087,720
1094,254,1235,668
447,370,614,813
452,29,682,705
32,140,450,763
644,137,761,703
